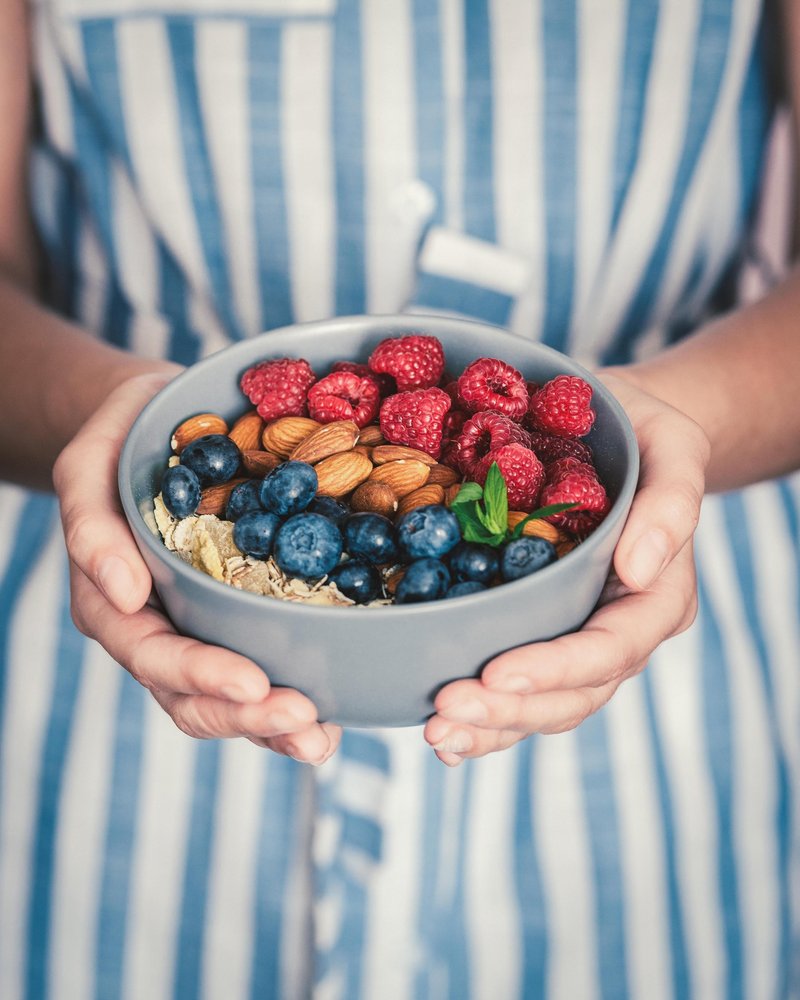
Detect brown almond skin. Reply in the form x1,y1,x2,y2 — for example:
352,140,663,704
315,451,374,497
350,481,399,518
443,483,463,507
367,459,430,498
396,484,446,518
289,420,359,464
228,411,264,452
262,417,321,457
426,463,460,488
196,478,248,516
384,566,407,595
358,425,386,446
171,413,229,454
506,511,563,544
371,444,437,466
242,450,282,476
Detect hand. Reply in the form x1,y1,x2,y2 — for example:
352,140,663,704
424,371,710,765
53,370,341,765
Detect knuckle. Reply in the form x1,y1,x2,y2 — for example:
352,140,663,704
61,507,98,563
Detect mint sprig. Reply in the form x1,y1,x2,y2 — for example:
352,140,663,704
449,462,577,548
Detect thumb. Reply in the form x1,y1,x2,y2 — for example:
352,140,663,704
54,369,179,613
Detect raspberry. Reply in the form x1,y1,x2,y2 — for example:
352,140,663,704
540,462,610,537
474,443,544,512
456,357,529,420
442,409,467,443
306,371,380,427
368,334,446,392
454,412,532,476
379,387,451,459
331,360,395,398
544,457,596,485
526,429,594,466
240,357,316,420
528,375,595,437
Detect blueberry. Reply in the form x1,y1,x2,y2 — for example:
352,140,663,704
273,512,343,580
161,464,201,518
308,495,351,526
233,510,282,558
394,558,451,603
180,434,241,485
396,504,461,561
328,559,382,604
260,461,318,516
445,580,487,599
225,480,264,521
342,512,399,564
448,542,500,585
500,537,558,581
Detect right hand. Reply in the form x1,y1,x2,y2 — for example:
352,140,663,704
53,370,341,765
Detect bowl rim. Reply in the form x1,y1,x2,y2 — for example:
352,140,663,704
119,313,640,619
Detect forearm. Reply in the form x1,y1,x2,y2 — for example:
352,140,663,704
0,271,177,491
609,263,800,493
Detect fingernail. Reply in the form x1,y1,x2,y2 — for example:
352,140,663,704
97,556,137,611
438,697,488,724
627,529,670,590
436,750,464,768
433,730,473,753
485,674,534,694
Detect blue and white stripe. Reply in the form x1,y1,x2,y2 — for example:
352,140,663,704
2,0,796,997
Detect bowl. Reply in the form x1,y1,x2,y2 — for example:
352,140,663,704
118,314,639,727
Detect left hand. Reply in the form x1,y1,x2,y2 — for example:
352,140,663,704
423,370,709,765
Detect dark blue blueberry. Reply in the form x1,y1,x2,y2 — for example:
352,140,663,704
500,537,558,582
180,434,241,485
161,464,201,518
225,480,264,521
260,461,318,516
445,580,487,599
328,559,382,604
308,495,351,526
273,512,343,580
232,510,282,559
396,504,461,561
394,558,451,604
342,512,399,564
448,541,500,585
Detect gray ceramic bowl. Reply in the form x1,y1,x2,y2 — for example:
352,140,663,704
119,314,639,727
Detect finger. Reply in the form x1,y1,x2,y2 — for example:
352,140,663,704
70,565,271,703
424,712,523,758
54,371,178,614
480,544,695,696
258,721,343,766
159,686,320,741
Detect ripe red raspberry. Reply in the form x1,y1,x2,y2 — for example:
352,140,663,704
526,429,594,466
331,360,395,398
240,357,316,420
528,375,596,437
540,462,610,537
454,412,532,476
379,386,451,459
306,371,380,427
368,334,446,392
543,457,597,485
456,357,529,420
442,408,467,443
474,443,544,513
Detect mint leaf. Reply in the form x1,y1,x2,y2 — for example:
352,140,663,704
452,499,488,538
509,502,579,540
450,481,483,507
482,462,508,535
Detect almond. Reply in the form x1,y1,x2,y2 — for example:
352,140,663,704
368,459,430,497
228,410,264,452
444,483,463,507
426,463,460,488
350,480,399,518
352,444,373,460
358,424,386,447
396,484,446,518
289,420,359,464
171,413,228,453
507,511,563,544
315,451,374,497
556,539,578,558
262,416,320,457
371,444,437,467
196,477,248,516
242,450,282,476
384,566,407,595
